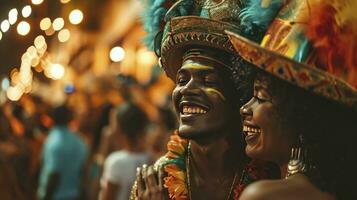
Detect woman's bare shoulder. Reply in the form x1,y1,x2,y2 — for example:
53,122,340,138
239,174,334,200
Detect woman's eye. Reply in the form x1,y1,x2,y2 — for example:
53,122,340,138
254,96,265,103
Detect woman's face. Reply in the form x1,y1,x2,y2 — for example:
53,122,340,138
240,74,293,165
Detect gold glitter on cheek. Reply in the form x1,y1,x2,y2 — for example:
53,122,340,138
206,88,226,101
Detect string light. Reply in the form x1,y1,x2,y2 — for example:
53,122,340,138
40,18,51,31
31,0,44,5
69,9,83,25
110,47,125,62
58,29,70,42
22,5,32,18
17,21,31,36
53,17,64,31
60,0,71,3
8,8,18,25
1,20,10,33
46,64,65,80
7,85,24,101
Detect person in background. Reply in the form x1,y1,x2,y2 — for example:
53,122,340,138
100,102,151,200
37,104,88,200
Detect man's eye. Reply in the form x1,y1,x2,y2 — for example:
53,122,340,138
176,76,188,85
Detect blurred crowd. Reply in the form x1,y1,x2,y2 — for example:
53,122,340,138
0,73,176,200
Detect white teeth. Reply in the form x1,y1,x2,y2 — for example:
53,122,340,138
182,106,207,114
243,126,261,134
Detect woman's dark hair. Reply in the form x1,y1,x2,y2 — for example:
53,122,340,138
261,70,357,200
116,102,149,142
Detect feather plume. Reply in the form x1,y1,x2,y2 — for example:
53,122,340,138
141,0,193,51
239,0,284,42
141,0,174,50
304,0,357,88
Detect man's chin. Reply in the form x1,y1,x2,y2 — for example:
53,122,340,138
178,126,202,139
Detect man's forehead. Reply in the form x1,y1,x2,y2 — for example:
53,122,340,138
181,62,215,70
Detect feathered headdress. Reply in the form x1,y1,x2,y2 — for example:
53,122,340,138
303,0,357,88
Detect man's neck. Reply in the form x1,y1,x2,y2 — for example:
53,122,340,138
189,132,243,180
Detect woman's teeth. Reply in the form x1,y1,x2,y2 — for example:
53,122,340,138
182,106,207,114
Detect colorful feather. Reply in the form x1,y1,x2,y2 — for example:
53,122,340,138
141,0,194,51
303,0,357,88
239,0,284,41
141,0,174,50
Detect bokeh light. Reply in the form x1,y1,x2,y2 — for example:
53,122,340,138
40,18,51,31
58,29,70,42
60,0,71,3
22,5,32,18
53,17,64,31
31,0,44,5
110,47,125,62
8,8,18,25
137,48,157,67
69,9,83,25
1,20,10,33
47,64,65,80
17,21,31,36
0,32,2,40
1,78,10,91
7,86,23,101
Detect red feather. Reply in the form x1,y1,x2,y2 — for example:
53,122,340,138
305,2,357,88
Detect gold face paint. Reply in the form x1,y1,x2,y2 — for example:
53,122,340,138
181,63,214,70
205,88,226,101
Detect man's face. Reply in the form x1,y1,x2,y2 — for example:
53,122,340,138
172,57,234,139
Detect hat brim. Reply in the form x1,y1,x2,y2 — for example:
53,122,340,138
226,30,357,109
160,16,240,81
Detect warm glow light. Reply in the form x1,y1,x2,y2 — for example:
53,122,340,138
1,20,10,32
48,64,65,80
69,9,83,25
45,27,55,36
110,47,125,62
7,85,24,101
58,29,70,42
22,5,32,18
60,0,71,3
40,18,51,31
53,18,64,31
31,0,44,5
0,32,2,40
34,35,46,49
17,21,31,36
8,8,18,25
34,35,47,56
21,52,31,65
137,49,157,67
27,46,37,58
1,78,10,91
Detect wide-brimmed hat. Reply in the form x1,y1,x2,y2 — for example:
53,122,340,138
141,0,283,80
226,0,357,109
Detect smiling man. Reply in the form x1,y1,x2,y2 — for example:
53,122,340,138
130,0,281,199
